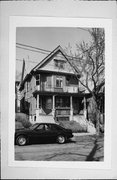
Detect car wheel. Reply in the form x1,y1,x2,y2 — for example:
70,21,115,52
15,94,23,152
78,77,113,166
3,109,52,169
57,135,65,144
16,135,27,146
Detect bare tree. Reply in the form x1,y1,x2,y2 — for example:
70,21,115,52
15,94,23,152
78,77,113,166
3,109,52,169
66,28,105,134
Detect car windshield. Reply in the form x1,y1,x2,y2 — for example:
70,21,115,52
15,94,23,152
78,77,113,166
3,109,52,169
29,123,39,130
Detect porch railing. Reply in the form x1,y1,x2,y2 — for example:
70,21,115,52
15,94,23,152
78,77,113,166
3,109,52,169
33,84,78,93
55,108,70,116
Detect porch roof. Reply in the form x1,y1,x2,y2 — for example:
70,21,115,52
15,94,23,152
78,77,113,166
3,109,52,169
33,69,80,77
33,90,91,98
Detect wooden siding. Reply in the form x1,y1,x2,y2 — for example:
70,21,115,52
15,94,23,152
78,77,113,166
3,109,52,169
20,48,80,116
31,74,78,93
29,96,36,115
39,51,75,74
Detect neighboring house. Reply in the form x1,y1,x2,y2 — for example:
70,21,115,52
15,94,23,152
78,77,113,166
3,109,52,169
19,46,91,124
15,81,21,113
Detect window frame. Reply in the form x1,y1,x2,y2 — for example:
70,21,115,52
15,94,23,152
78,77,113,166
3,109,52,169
35,124,45,130
35,74,40,86
55,76,63,88
54,59,65,69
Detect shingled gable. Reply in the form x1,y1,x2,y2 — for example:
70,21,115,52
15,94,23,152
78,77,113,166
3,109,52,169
31,45,78,73
19,45,81,90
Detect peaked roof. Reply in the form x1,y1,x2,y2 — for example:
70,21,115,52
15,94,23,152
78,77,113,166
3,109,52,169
31,45,62,72
19,45,81,90
31,45,74,72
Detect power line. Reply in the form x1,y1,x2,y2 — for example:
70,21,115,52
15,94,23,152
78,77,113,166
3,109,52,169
16,41,103,63
16,59,38,63
77,27,90,32
16,46,49,55
16,43,83,61
16,43,50,53
16,59,79,70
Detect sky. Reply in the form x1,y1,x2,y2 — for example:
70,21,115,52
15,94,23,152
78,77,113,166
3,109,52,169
16,27,92,81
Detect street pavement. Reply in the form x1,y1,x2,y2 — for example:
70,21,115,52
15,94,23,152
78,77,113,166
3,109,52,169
15,134,104,161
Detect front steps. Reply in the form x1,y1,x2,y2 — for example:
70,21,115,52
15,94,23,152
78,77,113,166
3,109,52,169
73,115,96,134
34,115,55,124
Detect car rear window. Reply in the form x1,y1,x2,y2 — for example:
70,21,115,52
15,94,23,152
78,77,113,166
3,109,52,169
36,124,45,130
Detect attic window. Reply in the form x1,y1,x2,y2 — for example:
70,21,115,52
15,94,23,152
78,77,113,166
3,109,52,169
54,60,65,69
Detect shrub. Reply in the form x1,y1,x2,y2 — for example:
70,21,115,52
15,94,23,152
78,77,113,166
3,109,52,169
59,120,87,133
15,121,24,129
15,113,32,129
88,113,96,127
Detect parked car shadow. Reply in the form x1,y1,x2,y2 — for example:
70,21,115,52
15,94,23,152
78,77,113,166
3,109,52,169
15,137,76,146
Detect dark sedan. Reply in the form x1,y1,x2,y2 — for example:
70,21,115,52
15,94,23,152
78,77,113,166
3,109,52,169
15,123,73,146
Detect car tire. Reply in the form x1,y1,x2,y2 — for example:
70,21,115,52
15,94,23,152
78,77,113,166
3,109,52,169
16,135,27,146
57,135,66,144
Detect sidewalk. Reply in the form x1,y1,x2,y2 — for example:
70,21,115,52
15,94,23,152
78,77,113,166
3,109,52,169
73,132,96,136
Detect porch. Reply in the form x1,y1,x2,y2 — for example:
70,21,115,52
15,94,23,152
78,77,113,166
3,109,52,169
31,94,87,123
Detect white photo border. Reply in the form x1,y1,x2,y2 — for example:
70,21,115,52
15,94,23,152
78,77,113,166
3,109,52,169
9,16,112,169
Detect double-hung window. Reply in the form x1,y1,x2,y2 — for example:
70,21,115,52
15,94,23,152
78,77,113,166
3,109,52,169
56,76,63,88
35,74,40,86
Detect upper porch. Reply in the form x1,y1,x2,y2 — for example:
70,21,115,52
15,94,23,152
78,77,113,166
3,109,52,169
33,84,79,94
31,72,82,94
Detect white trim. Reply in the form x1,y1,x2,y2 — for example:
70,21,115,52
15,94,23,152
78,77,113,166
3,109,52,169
70,95,73,121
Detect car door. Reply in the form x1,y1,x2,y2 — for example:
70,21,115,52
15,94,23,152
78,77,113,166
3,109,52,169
43,124,59,142
30,124,46,143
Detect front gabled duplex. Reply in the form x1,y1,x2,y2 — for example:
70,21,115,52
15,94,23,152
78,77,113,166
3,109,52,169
19,46,88,124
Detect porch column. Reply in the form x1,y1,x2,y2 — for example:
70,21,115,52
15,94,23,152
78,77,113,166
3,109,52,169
36,94,39,109
70,96,73,121
83,96,87,119
36,94,40,122
52,95,55,119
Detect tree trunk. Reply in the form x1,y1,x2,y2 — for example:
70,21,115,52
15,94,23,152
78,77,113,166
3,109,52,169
92,95,100,135
95,109,100,135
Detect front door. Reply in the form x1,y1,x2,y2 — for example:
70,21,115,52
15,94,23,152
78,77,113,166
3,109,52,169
42,96,52,115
